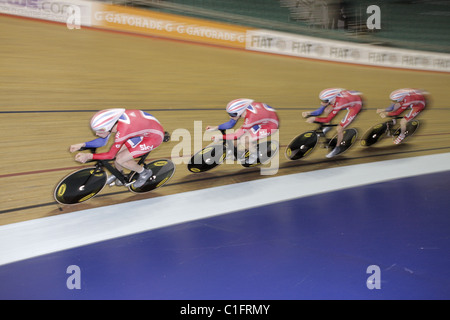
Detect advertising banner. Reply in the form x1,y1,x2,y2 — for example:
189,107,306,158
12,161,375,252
90,3,248,49
246,29,450,73
0,0,92,27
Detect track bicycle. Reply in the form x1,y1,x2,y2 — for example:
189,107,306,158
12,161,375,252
54,133,175,205
360,116,420,147
285,123,358,160
187,130,279,173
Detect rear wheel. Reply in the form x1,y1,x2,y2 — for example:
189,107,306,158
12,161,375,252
285,131,318,160
129,159,176,193
241,140,279,167
188,143,227,173
361,122,388,147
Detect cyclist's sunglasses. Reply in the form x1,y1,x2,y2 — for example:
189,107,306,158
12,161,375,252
228,112,238,117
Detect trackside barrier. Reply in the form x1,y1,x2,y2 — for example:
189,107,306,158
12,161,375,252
0,0,449,72
90,3,248,49
246,29,450,73
0,0,93,26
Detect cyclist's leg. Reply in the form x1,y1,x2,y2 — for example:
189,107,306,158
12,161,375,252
394,105,424,144
403,105,424,131
244,124,277,163
105,145,128,185
327,105,360,158
111,145,130,172
123,134,164,186
116,137,146,173
339,105,361,143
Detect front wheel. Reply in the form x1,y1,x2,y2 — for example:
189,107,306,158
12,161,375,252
54,167,107,204
187,143,227,173
360,122,389,147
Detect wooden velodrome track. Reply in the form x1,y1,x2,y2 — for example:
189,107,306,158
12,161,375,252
1,14,449,226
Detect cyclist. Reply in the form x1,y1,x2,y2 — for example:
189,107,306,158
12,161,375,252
376,88,427,144
70,108,165,188
302,88,363,158
205,98,279,165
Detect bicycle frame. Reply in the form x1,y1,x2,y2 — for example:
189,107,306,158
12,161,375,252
81,147,150,186
188,129,279,172
314,123,337,146
285,122,361,161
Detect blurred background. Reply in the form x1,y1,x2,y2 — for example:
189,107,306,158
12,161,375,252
116,0,450,53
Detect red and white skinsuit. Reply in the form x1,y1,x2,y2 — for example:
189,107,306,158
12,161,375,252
314,90,363,128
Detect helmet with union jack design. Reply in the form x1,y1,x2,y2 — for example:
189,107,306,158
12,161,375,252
226,98,254,117
319,88,345,103
90,108,125,132
389,88,412,102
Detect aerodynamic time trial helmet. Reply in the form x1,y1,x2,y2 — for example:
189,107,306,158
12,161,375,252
389,89,412,102
226,99,254,117
319,88,344,103
90,108,125,132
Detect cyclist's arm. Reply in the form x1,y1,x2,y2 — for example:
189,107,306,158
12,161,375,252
309,105,326,116
84,135,110,148
385,103,396,112
309,104,335,122
386,103,404,117
222,127,245,140
70,135,110,153
92,142,122,160
314,111,335,123
218,118,237,130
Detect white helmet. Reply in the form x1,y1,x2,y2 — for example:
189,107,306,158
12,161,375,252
90,108,125,132
226,99,254,117
389,88,412,102
319,88,345,103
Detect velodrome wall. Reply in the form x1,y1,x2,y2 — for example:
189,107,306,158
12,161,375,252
1,0,449,72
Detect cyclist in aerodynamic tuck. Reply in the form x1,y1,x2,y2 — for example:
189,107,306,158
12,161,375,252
376,88,427,144
70,108,166,188
302,88,363,158
205,98,279,165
